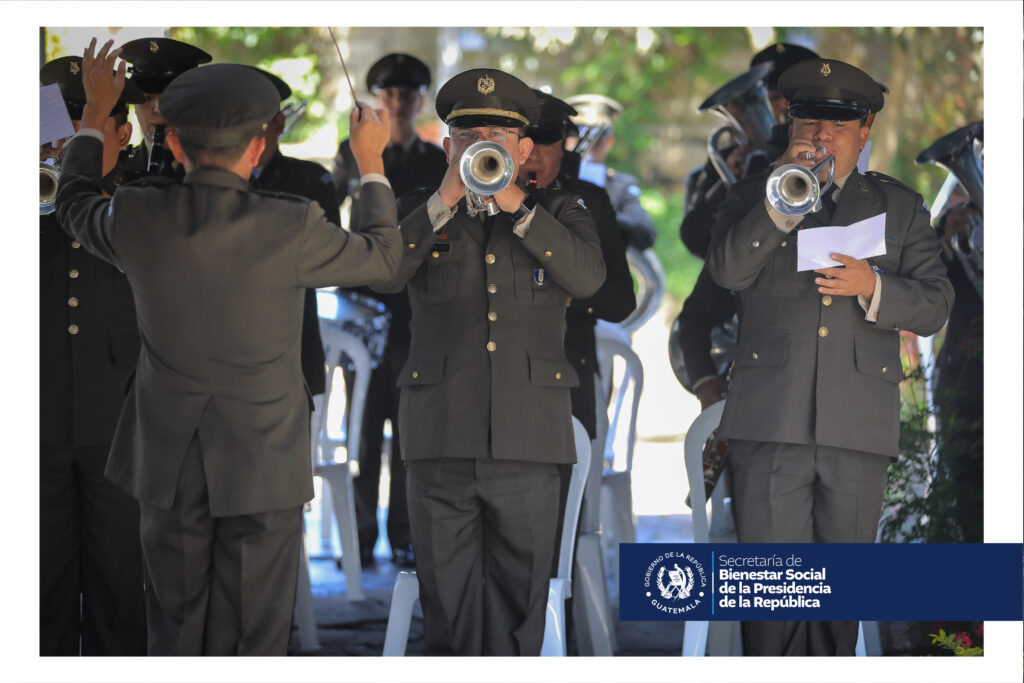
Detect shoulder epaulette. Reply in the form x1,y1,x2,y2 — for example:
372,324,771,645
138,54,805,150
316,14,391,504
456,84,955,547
254,188,311,204
865,171,917,195
397,186,437,220
121,175,177,189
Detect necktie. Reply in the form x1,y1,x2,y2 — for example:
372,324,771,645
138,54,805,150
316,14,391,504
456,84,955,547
802,187,837,229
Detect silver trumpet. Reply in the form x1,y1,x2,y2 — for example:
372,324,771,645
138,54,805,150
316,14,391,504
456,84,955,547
40,160,61,215
459,141,515,216
765,145,836,217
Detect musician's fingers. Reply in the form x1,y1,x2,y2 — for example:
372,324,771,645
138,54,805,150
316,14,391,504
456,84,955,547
829,253,858,267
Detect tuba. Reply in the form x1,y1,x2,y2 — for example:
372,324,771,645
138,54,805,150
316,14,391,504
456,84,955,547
459,141,515,216
916,120,984,297
40,159,61,215
765,145,836,216
698,61,778,186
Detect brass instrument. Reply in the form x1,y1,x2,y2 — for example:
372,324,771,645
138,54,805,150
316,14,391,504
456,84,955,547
698,61,777,186
40,159,60,215
459,141,515,216
565,93,622,161
765,145,836,217
916,121,984,297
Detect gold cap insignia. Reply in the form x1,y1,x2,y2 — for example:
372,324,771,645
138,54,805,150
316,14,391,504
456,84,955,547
820,62,831,77
149,40,159,53
477,74,495,95
69,61,80,75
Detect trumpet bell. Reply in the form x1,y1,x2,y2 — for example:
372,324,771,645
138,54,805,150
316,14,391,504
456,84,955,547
40,161,60,215
460,141,515,216
765,149,835,217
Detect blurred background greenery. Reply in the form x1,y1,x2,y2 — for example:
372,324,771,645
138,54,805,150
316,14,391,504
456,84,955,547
43,26,984,305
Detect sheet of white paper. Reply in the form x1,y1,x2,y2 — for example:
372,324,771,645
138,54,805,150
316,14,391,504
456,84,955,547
856,140,872,173
40,84,75,145
796,212,887,271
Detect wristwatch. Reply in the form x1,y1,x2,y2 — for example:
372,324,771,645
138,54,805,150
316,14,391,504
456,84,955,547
510,194,538,224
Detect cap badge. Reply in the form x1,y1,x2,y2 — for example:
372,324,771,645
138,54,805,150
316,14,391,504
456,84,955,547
149,41,159,53
69,61,80,75
477,74,495,95
820,62,831,77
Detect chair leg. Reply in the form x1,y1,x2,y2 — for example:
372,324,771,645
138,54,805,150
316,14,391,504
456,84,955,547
541,578,569,656
320,464,365,601
294,527,320,651
682,620,709,656
382,571,419,656
572,533,616,656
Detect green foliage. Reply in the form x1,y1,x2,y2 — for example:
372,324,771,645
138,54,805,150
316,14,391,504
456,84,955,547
928,628,984,656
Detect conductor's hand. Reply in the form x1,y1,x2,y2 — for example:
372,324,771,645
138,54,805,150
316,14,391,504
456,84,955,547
814,253,876,298
81,38,126,132
349,103,390,177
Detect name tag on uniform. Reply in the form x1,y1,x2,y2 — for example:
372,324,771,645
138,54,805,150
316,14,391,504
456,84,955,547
534,268,546,286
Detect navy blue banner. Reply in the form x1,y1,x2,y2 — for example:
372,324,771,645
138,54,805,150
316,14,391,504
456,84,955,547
619,543,1023,621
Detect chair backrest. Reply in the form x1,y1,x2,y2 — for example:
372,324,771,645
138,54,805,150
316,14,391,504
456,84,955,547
556,417,593,581
594,332,644,473
316,322,373,465
682,400,725,544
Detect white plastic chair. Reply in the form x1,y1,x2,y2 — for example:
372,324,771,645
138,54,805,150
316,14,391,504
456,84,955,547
681,400,739,656
680,401,880,656
311,322,371,601
382,418,591,656
594,327,644,597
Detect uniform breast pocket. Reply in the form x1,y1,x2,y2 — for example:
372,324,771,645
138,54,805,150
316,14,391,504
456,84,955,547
420,242,461,304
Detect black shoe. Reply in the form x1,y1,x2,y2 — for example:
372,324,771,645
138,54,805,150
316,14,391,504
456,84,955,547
391,546,416,568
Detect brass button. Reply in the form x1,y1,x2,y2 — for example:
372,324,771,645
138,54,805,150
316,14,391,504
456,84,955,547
752,352,759,360
485,253,496,264
71,240,81,249
586,307,594,314
431,251,440,259
580,358,587,365
818,326,829,338
486,341,497,352
881,366,888,374
69,269,80,279
412,371,419,379
68,297,79,308
487,284,497,294
780,240,787,247
407,242,416,249
822,295,832,306
544,250,552,259
555,372,562,380
68,324,79,335
751,240,760,249
487,311,497,321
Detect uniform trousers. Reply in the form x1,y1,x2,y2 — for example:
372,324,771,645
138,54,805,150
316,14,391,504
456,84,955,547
406,458,560,655
40,445,147,655
727,439,891,656
138,434,302,655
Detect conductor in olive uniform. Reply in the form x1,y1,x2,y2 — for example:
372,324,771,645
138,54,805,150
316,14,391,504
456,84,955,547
56,41,404,655
39,55,148,656
375,69,606,655
249,66,338,397
118,37,211,180
333,53,447,567
706,59,952,656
